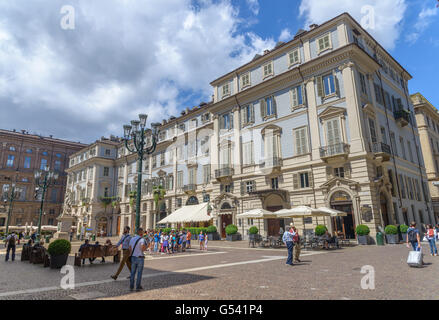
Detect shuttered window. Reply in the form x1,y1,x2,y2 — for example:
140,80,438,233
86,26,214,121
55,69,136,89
291,85,304,107
241,73,250,88
242,142,254,165
293,127,308,155
241,104,254,126
265,134,279,159
326,118,341,146
317,34,331,52
263,62,273,78
288,49,300,66
293,172,314,189
222,83,230,98
177,171,183,189
220,147,231,168
203,165,210,184
368,118,377,143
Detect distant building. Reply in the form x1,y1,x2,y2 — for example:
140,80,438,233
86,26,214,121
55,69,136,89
0,129,86,229
412,93,439,222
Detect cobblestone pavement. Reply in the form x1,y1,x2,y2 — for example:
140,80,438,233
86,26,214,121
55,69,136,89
0,241,438,300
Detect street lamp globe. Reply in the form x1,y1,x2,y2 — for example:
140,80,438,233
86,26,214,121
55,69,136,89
131,120,140,133
123,125,132,139
139,114,148,128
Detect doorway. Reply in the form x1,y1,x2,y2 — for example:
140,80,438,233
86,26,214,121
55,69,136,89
220,214,233,238
97,217,108,237
266,205,283,237
380,193,390,226
330,191,355,239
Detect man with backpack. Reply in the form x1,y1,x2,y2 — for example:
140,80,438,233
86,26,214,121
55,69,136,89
407,221,421,251
5,232,18,262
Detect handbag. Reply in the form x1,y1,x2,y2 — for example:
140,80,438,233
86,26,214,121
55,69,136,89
129,237,143,262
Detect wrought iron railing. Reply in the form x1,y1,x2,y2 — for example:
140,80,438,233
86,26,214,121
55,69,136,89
215,167,234,178
320,143,350,158
259,157,283,168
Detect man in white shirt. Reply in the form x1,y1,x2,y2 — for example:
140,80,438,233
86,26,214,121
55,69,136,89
128,228,147,291
5,232,18,262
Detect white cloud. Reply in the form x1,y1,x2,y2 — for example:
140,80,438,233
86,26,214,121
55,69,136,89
246,0,260,15
278,28,292,42
0,0,274,142
406,6,438,44
299,0,407,50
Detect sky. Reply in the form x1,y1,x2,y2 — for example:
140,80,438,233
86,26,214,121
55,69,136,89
0,0,438,144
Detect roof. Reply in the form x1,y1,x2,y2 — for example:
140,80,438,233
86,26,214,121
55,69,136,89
0,129,87,148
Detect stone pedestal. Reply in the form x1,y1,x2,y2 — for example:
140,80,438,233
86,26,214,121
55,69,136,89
53,214,74,240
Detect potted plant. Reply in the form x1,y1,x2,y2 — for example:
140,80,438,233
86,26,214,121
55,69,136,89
47,239,71,269
248,226,259,241
225,224,240,241
315,225,327,237
384,225,399,244
356,225,370,245
206,225,218,241
400,224,409,242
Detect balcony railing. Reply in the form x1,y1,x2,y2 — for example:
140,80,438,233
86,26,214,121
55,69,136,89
394,109,411,127
372,142,391,155
259,157,283,168
215,167,234,179
183,184,197,192
320,143,350,158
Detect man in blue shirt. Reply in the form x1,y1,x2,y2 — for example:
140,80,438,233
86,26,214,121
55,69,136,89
282,227,296,266
111,226,132,280
406,221,421,251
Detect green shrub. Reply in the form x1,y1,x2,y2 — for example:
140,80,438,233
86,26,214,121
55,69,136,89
249,226,258,235
355,224,370,236
315,225,327,236
206,225,217,233
47,239,71,256
385,225,398,235
225,224,238,235
399,224,409,233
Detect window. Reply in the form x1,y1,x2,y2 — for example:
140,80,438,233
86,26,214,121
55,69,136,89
152,156,157,168
9,146,16,151
51,189,58,202
388,169,396,196
380,127,387,144
390,132,397,156
225,184,232,193
326,118,341,146
26,149,32,154
176,198,182,208
288,48,300,66
290,85,304,108
103,167,109,177
42,151,48,156
300,172,310,188
263,61,273,78
241,72,250,88
40,158,48,170
407,140,413,162
220,113,233,130
271,177,279,190
334,167,345,178
203,165,211,184
56,153,62,158
374,84,384,105
221,82,230,98
368,118,377,143
293,127,308,155
399,174,406,198
246,181,255,193
105,149,111,156
160,152,166,166
241,104,254,126
6,155,14,167
54,160,61,171
201,113,210,123
220,147,231,168
242,142,254,166
399,137,406,160
317,33,332,53
317,73,337,98
24,156,31,169
260,96,276,119
293,172,313,189
177,171,183,189
359,72,367,95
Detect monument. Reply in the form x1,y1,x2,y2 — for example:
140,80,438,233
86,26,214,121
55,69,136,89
53,191,75,240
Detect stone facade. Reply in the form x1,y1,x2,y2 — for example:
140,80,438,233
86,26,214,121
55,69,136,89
0,129,86,230
62,13,435,239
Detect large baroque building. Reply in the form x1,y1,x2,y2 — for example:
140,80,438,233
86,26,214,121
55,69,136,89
412,93,439,222
64,13,435,239
0,129,86,229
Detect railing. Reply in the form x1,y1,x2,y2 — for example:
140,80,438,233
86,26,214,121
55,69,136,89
394,110,411,125
215,167,234,178
320,143,350,158
372,142,391,155
259,157,283,168
183,184,197,192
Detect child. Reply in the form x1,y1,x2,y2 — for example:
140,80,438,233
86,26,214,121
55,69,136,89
199,231,205,250
160,232,164,254
163,233,169,254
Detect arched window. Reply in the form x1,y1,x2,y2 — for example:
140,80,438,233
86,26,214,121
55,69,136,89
186,196,199,206
221,202,232,210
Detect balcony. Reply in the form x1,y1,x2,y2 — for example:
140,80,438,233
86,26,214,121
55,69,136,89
215,167,234,181
183,184,197,194
394,109,411,127
372,142,392,162
259,157,283,174
320,143,350,162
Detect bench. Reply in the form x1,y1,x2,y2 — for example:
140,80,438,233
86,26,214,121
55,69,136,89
74,245,120,267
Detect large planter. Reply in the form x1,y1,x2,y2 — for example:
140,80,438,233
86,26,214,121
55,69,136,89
357,235,369,245
226,234,241,241
386,234,399,244
401,233,407,242
50,254,69,269
207,232,220,241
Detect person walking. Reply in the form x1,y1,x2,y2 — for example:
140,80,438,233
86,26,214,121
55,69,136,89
282,227,295,266
425,224,437,256
5,232,18,262
111,226,132,280
406,221,421,251
204,233,208,251
128,228,147,291
292,226,301,263
199,231,205,250
186,230,192,249
153,231,159,253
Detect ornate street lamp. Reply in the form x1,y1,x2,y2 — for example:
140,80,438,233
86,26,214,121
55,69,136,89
2,183,23,234
34,166,59,244
123,114,160,233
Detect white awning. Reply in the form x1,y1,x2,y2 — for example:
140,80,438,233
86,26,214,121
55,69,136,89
237,208,277,219
275,206,330,218
317,207,348,217
158,203,212,224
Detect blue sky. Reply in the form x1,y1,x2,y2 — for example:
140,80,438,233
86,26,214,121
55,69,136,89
0,0,437,143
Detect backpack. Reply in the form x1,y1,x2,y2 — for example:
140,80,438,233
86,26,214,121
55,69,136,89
408,229,417,242
428,229,434,238
9,235,16,246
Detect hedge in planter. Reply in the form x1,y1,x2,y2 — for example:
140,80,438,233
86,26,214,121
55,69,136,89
356,225,370,245
207,225,217,233
249,226,258,235
400,224,409,242
384,225,399,244
47,239,71,269
226,224,239,241
315,225,327,236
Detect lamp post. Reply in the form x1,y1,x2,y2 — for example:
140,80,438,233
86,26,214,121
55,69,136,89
2,184,23,235
123,114,160,233
34,167,59,244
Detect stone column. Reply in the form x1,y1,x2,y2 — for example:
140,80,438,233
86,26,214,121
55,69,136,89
211,115,220,174
305,77,321,160
232,106,242,174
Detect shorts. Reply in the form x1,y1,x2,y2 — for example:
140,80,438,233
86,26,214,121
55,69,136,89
187,240,191,245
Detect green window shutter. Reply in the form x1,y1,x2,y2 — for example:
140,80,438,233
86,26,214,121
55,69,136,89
301,85,306,105
260,99,266,118
309,171,314,188
293,173,299,189
295,129,301,155
241,107,246,126
318,38,324,51
220,115,225,129
291,88,298,107
230,112,234,129
344,163,351,179
240,182,245,195
250,104,255,123
326,166,332,180
316,76,324,97
333,71,340,96
272,96,277,116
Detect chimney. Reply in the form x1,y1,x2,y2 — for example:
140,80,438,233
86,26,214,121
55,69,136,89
309,24,318,30
263,49,270,55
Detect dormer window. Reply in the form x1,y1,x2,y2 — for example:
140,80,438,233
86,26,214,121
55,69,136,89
262,61,274,79
241,72,250,89
221,83,230,99
317,33,332,53
288,48,300,67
